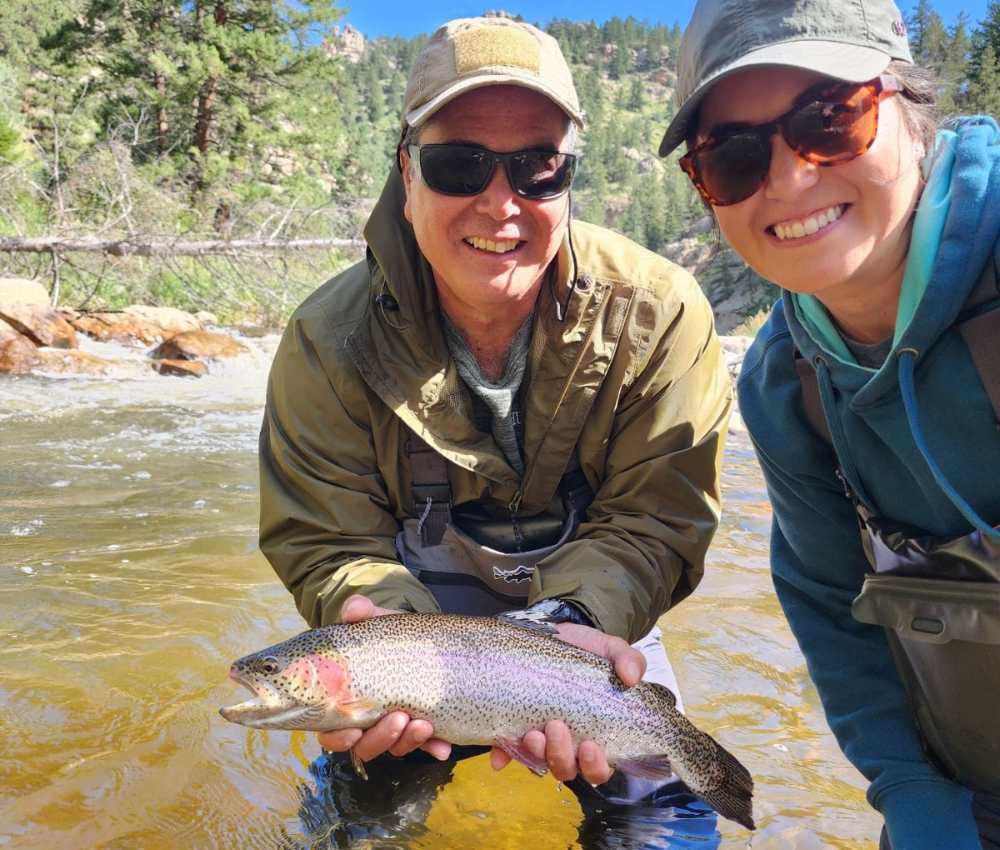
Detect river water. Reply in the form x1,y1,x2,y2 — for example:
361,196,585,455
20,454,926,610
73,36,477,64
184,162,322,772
0,334,880,849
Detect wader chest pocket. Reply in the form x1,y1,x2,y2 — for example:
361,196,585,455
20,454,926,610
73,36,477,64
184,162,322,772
852,574,1000,796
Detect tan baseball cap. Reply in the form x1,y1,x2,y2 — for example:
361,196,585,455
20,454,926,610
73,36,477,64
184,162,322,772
401,16,585,130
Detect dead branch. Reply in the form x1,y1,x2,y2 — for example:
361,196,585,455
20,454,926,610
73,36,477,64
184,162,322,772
0,235,365,257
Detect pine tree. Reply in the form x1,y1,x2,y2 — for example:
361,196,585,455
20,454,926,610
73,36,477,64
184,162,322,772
969,0,1000,82
967,42,1000,117
44,0,345,198
940,14,971,113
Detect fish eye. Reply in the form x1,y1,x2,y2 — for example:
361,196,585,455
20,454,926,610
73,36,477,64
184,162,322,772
260,657,280,675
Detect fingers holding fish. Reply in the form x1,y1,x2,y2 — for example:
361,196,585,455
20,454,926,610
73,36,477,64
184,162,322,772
544,720,614,784
577,738,615,785
553,622,646,686
340,593,403,623
490,722,614,785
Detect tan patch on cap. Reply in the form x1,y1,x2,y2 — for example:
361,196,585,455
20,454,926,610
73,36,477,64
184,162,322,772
453,26,541,73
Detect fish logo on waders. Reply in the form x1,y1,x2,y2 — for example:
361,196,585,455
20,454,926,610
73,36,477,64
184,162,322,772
493,565,533,584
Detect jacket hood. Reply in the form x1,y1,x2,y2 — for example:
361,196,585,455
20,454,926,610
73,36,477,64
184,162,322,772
363,167,441,323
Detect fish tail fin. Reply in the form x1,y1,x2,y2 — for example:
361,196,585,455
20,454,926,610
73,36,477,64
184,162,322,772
696,747,755,831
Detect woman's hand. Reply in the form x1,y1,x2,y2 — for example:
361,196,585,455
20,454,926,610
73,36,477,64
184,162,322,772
316,595,452,762
490,622,647,784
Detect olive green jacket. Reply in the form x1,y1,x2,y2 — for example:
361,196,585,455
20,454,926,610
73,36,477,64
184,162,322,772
259,170,732,641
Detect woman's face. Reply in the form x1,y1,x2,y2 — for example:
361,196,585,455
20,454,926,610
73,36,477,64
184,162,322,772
696,67,925,319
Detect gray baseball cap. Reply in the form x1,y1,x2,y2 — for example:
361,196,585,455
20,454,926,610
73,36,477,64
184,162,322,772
658,0,913,156
401,16,584,130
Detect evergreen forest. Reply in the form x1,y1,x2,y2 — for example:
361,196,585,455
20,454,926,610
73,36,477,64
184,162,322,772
0,1,998,324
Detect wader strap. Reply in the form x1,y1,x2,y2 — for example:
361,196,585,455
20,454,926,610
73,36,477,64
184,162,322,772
794,348,833,448
405,430,594,549
560,450,594,516
957,258,1000,424
405,434,451,547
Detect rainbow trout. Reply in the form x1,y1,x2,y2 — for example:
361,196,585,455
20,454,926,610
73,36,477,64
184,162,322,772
219,613,755,830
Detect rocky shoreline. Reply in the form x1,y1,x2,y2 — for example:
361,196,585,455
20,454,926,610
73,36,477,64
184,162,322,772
0,277,263,377
1,276,753,393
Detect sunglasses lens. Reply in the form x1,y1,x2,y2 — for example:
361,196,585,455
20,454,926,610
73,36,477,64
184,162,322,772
692,131,771,206
417,146,494,195
415,145,576,199
785,86,877,163
508,152,576,199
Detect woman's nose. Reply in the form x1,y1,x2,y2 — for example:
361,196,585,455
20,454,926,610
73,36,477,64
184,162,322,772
761,134,820,201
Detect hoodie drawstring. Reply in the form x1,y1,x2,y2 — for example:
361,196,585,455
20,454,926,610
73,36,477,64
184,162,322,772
896,348,1000,542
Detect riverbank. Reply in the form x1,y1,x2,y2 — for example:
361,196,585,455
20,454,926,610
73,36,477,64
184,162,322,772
1,277,756,415
0,277,272,377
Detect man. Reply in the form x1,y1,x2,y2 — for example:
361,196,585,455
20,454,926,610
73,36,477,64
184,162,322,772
259,14,731,800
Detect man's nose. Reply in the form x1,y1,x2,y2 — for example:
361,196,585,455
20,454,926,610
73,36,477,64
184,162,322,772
474,164,521,218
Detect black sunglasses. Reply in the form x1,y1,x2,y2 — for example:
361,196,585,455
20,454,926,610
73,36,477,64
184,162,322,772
679,74,903,206
406,143,577,200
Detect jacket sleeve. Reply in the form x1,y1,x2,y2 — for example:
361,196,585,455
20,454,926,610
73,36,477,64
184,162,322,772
536,272,733,643
738,325,980,850
258,310,440,628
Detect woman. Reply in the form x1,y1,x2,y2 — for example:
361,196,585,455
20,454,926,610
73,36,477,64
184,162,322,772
659,0,1000,847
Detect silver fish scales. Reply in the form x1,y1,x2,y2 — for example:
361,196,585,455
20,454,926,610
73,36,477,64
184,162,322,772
220,613,755,830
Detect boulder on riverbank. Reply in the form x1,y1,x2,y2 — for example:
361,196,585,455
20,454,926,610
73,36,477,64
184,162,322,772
0,278,78,349
0,276,245,378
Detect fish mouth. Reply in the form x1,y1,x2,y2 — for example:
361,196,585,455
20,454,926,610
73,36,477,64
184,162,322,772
219,681,320,729
229,669,281,702
219,669,305,727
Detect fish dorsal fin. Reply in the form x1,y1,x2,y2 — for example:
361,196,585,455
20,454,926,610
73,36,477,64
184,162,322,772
642,680,677,709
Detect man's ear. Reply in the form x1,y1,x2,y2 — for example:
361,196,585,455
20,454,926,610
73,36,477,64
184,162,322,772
398,145,412,189
399,146,414,223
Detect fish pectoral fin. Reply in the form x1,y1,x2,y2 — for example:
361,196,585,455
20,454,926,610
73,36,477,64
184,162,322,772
493,736,549,777
612,755,675,780
350,750,369,781
335,697,382,724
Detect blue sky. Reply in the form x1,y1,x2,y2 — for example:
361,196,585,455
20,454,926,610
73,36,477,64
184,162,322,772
338,1,993,40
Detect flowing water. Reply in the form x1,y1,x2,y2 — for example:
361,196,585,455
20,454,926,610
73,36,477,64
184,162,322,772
0,334,880,849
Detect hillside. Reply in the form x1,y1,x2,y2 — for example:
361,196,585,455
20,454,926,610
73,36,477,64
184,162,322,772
1,3,997,327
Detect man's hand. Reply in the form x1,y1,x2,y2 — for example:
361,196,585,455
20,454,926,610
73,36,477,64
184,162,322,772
316,594,451,762
489,621,646,784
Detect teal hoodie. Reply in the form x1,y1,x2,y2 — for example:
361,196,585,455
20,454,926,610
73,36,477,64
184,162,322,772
738,116,1000,849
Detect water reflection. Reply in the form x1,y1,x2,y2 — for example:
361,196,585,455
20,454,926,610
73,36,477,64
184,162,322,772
0,335,880,849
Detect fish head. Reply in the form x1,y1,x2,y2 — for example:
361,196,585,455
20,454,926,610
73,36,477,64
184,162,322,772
219,627,355,729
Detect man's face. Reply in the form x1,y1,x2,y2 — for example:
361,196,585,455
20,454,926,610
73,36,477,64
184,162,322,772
401,86,573,324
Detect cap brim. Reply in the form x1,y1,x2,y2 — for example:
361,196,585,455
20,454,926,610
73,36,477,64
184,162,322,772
658,42,893,157
405,74,586,130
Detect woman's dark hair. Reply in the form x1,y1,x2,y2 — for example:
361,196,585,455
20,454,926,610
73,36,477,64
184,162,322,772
889,59,942,154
